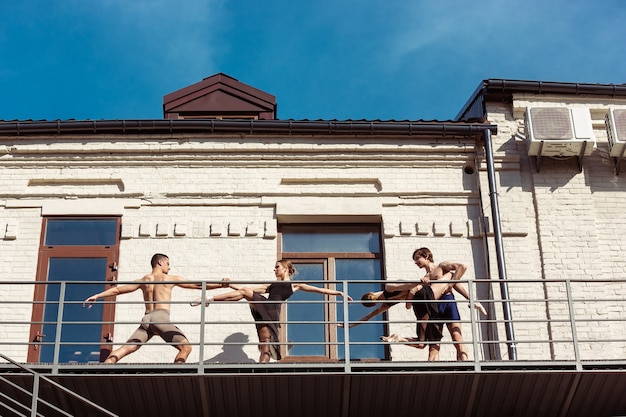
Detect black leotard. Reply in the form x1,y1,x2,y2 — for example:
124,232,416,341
412,286,443,342
381,289,404,306
250,282,294,360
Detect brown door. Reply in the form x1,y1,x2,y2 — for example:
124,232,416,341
28,218,119,363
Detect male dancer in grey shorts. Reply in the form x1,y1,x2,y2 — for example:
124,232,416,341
84,253,225,363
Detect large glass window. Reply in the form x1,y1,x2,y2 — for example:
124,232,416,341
280,224,385,361
29,217,120,364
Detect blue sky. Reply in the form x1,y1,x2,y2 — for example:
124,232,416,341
1,1,625,122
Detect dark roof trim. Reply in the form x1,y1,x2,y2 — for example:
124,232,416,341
456,78,626,121
0,119,497,137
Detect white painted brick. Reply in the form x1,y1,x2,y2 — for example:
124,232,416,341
0,108,624,364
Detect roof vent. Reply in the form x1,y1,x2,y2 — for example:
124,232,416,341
162,73,277,120
524,107,596,158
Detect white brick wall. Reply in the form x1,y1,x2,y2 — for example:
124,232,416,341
483,98,626,361
1,112,625,364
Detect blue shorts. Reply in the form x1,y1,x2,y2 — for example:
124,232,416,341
438,293,461,322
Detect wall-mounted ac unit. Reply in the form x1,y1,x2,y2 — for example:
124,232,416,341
525,107,596,157
605,108,626,158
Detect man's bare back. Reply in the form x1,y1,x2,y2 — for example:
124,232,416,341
138,271,186,312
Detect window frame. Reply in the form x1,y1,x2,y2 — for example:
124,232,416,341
28,216,121,363
278,223,385,362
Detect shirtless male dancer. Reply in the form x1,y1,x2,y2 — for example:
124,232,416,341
383,247,486,361
83,253,225,363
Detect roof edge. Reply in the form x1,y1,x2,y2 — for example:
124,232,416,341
0,119,497,137
456,78,626,121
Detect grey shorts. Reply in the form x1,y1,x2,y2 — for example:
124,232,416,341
127,309,188,345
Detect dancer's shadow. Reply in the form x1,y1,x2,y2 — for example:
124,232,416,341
204,332,255,364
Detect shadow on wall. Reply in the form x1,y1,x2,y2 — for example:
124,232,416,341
204,332,255,364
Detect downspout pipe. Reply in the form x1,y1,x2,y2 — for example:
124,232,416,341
483,128,517,360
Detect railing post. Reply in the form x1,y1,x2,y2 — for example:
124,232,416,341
197,282,207,375
52,281,67,374
565,279,582,371
342,280,351,372
468,278,482,371
30,373,40,417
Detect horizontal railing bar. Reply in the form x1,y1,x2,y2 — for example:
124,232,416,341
1,277,624,371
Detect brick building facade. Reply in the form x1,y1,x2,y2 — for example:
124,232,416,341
1,75,625,365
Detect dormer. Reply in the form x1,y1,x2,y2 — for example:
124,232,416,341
163,73,277,120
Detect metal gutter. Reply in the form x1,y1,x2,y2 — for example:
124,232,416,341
482,78,626,96
482,128,517,360
0,119,497,137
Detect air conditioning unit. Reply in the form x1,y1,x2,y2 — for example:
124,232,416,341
605,108,626,158
525,107,596,157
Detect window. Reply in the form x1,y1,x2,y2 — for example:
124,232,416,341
28,218,120,363
279,224,386,361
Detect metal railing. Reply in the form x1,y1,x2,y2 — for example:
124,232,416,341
0,354,118,417
1,277,625,374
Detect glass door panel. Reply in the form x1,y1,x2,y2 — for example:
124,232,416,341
285,263,326,357
336,258,385,360
39,257,110,363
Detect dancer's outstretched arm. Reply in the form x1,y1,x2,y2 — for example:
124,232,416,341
450,282,487,315
339,304,390,328
293,283,352,300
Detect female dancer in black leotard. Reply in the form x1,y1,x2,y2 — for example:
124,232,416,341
191,259,351,363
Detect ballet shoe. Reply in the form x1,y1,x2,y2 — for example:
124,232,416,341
380,334,399,343
190,296,212,307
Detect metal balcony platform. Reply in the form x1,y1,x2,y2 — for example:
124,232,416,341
1,360,625,417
